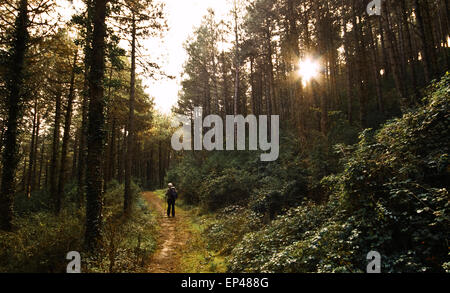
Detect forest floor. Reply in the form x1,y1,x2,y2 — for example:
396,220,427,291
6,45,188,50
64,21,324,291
142,190,226,273
142,191,191,273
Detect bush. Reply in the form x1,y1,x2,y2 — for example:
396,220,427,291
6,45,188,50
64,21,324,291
0,210,84,273
200,168,257,211
167,155,205,204
204,205,262,255
227,203,350,273
250,179,309,222
0,181,157,273
329,74,450,272
84,182,157,273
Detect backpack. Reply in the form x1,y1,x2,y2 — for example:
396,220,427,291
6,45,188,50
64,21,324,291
168,188,178,201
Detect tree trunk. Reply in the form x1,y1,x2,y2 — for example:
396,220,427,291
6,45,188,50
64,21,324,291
233,1,240,116
368,19,384,116
38,140,45,190
351,0,368,128
413,0,433,82
124,14,136,214
0,0,29,231
72,128,79,179
78,0,93,207
382,1,408,107
104,66,114,185
400,0,420,103
158,140,163,188
342,4,354,124
22,156,27,192
107,119,116,183
85,0,108,251
221,52,230,116
50,89,62,213
250,56,257,115
26,97,38,197
57,51,78,214
45,160,49,191
31,113,40,192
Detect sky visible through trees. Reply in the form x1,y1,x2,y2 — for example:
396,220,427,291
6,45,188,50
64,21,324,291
58,0,234,114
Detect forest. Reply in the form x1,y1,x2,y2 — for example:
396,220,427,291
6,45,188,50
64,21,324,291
0,0,449,273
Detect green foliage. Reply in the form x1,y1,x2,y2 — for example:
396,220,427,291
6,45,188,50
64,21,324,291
227,203,357,273
167,154,205,204
168,133,311,212
204,205,263,255
84,181,157,273
0,210,84,273
200,168,257,211
0,181,156,273
329,73,450,272
14,182,80,215
249,179,308,221
184,74,450,273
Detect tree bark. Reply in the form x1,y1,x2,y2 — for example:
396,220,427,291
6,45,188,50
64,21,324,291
72,128,79,178
0,0,29,231
342,2,354,124
50,88,62,213
107,119,116,183
382,0,408,107
38,139,45,190
413,0,434,82
367,19,384,116
351,0,368,128
158,140,163,188
399,0,420,103
57,51,78,214
233,1,240,116
78,0,93,207
85,0,108,251
124,14,136,214
26,97,38,197
31,113,40,192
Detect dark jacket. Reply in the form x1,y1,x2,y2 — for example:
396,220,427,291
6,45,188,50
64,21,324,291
166,187,178,201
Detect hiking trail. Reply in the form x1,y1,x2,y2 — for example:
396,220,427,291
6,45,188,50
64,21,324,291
142,191,191,273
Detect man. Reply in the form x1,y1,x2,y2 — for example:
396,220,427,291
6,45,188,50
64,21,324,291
165,183,178,218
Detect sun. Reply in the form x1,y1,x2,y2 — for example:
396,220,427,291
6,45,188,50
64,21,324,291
298,57,320,85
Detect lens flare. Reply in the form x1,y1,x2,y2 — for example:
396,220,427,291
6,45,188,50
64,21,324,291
298,58,320,84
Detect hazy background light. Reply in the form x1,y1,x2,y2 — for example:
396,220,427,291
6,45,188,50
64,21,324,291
143,0,233,114
59,0,233,114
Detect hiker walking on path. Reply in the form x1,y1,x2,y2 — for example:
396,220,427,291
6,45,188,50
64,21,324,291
166,183,178,218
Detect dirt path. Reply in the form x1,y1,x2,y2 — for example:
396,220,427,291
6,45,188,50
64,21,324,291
142,191,191,273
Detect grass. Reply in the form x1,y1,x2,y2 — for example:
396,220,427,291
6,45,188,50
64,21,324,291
154,189,166,201
180,210,227,273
